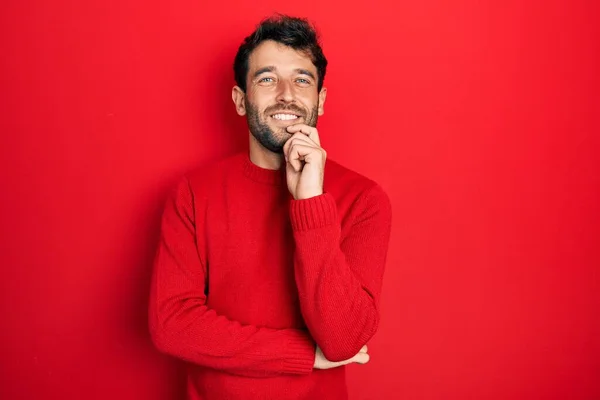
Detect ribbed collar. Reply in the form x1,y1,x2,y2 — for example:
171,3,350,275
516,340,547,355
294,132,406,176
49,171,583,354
241,152,287,186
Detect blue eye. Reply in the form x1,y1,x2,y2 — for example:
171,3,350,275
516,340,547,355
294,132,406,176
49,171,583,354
297,78,310,84
259,77,274,82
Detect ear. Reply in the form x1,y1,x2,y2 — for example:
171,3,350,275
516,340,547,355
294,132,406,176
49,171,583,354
317,87,327,116
232,86,246,116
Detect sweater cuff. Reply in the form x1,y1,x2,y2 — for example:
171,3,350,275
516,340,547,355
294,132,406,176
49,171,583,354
281,332,316,375
289,193,338,231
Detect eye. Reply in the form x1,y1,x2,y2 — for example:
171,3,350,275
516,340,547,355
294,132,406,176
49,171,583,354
258,77,275,83
296,78,311,84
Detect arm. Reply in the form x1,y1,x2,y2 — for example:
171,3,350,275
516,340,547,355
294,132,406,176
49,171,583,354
149,177,316,378
289,185,392,362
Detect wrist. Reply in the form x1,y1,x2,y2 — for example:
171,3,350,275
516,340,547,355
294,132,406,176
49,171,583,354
295,189,323,200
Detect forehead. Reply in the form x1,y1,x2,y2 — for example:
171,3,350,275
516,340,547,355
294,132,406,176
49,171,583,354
248,40,317,74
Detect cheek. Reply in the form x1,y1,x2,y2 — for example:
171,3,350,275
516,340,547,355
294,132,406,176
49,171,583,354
250,96,274,115
300,92,320,110
246,97,264,114
250,85,276,100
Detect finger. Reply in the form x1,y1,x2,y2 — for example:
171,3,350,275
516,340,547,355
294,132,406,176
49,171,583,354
288,144,317,172
287,143,306,172
359,345,368,354
352,352,370,365
284,137,319,162
324,360,349,369
287,156,302,173
290,131,319,147
283,133,318,162
285,124,315,134
286,124,320,146
289,143,318,161
284,132,319,154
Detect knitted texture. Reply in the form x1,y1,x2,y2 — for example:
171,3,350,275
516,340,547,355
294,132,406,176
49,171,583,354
149,152,392,400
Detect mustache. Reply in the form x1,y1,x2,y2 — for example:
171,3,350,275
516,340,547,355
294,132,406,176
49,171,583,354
264,104,306,117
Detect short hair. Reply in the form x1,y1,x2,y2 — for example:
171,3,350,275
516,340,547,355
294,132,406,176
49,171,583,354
233,14,328,92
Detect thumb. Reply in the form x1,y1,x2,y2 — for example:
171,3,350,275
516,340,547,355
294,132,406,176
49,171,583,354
352,351,370,365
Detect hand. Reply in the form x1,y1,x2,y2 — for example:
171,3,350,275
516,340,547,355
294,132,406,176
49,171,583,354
313,345,370,370
283,124,327,200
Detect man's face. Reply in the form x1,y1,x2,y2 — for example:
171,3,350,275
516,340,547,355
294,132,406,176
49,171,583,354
233,40,327,153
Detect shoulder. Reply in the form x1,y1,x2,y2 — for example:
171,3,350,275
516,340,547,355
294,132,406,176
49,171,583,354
324,158,392,221
187,152,243,183
166,152,244,204
325,158,390,202
182,152,244,192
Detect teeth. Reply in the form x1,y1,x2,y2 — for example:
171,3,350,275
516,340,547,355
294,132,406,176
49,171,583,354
272,114,298,120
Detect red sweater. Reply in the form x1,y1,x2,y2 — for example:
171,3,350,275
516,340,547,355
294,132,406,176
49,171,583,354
149,152,392,400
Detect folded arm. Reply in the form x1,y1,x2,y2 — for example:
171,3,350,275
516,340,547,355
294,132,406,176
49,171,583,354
149,177,316,378
290,185,392,362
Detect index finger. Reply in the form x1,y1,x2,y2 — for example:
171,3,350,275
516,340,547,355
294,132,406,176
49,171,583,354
286,124,320,146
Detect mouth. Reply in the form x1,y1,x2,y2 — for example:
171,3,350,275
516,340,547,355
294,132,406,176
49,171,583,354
269,112,302,122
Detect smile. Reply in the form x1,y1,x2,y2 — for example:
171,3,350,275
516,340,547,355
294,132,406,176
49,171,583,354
271,113,300,121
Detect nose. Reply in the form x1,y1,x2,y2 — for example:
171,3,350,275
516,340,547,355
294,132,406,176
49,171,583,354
275,80,295,103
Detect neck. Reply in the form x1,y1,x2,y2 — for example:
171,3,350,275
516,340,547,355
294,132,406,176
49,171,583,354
248,133,284,170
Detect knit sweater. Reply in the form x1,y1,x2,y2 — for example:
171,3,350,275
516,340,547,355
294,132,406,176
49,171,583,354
149,151,392,400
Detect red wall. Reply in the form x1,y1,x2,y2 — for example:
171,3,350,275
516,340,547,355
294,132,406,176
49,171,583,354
1,1,598,399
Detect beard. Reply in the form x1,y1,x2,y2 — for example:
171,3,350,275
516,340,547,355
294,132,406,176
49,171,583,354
245,99,319,154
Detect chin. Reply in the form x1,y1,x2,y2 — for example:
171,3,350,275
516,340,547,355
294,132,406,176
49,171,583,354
280,129,293,137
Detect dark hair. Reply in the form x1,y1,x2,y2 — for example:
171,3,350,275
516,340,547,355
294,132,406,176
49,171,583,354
233,14,328,93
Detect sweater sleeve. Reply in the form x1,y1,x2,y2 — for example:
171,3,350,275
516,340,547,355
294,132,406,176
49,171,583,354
149,177,316,378
289,184,392,362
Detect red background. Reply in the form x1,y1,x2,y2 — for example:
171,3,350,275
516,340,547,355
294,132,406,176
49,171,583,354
1,1,598,399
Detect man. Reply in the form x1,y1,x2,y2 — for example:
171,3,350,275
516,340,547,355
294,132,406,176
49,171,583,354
149,14,392,400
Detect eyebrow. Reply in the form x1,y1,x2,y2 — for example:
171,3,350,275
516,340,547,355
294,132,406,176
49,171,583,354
253,66,316,81
295,68,316,80
253,66,276,78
